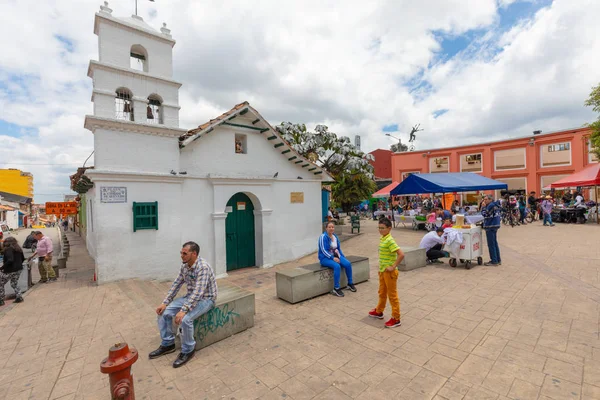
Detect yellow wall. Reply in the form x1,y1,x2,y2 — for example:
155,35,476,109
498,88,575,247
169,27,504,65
0,169,34,198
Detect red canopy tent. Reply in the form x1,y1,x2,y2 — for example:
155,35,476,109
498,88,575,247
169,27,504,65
550,163,600,223
372,181,400,198
550,163,600,188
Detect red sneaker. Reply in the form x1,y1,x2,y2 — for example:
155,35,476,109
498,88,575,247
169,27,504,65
384,318,401,328
368,309,384,319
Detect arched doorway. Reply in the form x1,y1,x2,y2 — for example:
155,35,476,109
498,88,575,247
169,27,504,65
225,192,256,271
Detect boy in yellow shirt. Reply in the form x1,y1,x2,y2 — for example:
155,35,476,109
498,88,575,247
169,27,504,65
369,217,405,328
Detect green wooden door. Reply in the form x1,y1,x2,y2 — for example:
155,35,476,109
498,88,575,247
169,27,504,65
225,193,256,271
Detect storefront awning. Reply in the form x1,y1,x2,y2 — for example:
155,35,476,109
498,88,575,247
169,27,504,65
550,163,600,188
390,172,508,195
372,181,400,198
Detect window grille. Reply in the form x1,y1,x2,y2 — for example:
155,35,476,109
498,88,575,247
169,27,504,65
115,89,134,121
133,202,158,232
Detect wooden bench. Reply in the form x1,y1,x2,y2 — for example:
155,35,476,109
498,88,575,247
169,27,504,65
276,256,369,304
191,283,255,350
397,247,427,271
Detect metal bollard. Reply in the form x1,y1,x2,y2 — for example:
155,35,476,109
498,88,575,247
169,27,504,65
100,342,139,399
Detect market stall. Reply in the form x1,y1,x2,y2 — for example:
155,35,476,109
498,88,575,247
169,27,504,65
550,163,600,224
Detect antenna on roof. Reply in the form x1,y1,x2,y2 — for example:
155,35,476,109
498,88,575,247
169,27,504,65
135,0,154,16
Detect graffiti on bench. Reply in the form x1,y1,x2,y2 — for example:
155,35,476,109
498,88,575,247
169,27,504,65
194,304,240,342
318,269,333,282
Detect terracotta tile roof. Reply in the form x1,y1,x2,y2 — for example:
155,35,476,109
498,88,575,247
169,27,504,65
179,101,249,141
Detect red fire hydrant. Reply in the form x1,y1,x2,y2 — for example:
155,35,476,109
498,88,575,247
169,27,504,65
100,342,139,399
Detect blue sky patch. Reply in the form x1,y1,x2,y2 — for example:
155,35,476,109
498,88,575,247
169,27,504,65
55,35,75,53
382,124,398,132
433,109,449,118
0,120,36,138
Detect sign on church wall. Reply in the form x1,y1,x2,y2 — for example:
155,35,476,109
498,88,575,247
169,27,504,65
290,192,304,203
100,186,128,203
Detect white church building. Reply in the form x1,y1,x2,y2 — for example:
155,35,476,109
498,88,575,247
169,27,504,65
80,3,333,283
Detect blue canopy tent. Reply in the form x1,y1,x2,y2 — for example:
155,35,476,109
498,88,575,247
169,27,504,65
390,173,507,196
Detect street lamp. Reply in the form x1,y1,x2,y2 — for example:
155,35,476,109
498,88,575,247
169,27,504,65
385,133,402,142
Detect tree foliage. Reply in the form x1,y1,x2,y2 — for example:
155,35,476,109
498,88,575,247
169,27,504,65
276,123,375,179
584,84,600,159
331,173,376,212
390,141,408,153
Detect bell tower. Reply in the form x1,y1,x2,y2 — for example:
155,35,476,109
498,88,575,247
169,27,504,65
84,1,186,173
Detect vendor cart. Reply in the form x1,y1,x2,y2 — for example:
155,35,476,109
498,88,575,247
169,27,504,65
444,226,483,270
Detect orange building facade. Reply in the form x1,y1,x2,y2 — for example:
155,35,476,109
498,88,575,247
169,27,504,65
391,127,599,201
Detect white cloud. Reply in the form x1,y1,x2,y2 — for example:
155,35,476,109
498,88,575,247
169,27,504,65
0,0,598,202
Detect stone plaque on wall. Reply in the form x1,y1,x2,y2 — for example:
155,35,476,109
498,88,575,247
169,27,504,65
100,186,127,203
290,192,304,203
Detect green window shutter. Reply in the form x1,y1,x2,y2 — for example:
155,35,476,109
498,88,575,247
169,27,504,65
133,201,158,232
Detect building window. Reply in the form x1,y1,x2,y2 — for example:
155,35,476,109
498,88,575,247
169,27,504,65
429,156,449,173
589,138,599,163
130,45,148,72
401,171,419,181
115,88,134,121
235,134,247,154
540,175,570,192
494,148,525,171
146,95,162,124
461,153,482,172
133,202,158,232
541,141,571,167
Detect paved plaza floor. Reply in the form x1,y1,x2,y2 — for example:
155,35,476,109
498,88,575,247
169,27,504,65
1,220,599,399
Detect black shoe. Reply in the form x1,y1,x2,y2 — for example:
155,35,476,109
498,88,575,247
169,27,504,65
173,350,195,368
149,344,176,359
483,261,499,266
49,278,57,282
0,300,4,306
433,259,444,264
14,297,23,303
331,288,345,297
346,284,357,292
38,280,48,284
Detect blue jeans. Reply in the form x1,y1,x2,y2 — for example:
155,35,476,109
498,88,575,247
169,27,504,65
158,297,215,354
543,213,553,225
320,256,353,289
485,227,501,264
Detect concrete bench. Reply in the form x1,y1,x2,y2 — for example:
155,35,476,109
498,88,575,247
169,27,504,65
276,255,369,304
191,283,255,350
398,246,427,271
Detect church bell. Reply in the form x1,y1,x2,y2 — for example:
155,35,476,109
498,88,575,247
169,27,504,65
123,101,132,113
146,105,154,119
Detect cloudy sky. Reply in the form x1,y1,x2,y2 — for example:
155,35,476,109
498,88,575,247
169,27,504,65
1,0,599,202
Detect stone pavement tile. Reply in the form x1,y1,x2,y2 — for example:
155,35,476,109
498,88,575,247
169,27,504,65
424,354,462,378
323,369,369,398
278,377,317,400
172,367,214,394
8,388,32,400
436,379,471,400
453,354,495,387
319,350,354,372
253,362,291,389
567,341,594,359
49,373,80,399
271,357,289,369
493,360,545,387
507,379,541,400
58,357,85,379
429,342,470,362
358,361,394,387
214,363,256,392
312,386,352,400
543,358,583,385
481,363,515,397
452,317,481,333
143,384,185,400
186,375,232,400
582,383,600,400
540,375,582,400
535,344,585,367
463,385,500,400
405,368,447,398
356,387,397,400
538,330,569,352
498,344,547,371
281,355,314,377
6,372,41,397
294,365,332,395
584,358,600,387
542,319,572,334
339,351,383,378
473,345,504,361
229,379,270,400
393,340,436,367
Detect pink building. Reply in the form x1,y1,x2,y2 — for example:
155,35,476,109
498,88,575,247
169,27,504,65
391,127,599,202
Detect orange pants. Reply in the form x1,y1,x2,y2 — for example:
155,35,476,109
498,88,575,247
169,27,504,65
375,269,400,320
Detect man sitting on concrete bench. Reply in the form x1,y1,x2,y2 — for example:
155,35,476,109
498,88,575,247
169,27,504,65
419,227,449,264
149,241,217,368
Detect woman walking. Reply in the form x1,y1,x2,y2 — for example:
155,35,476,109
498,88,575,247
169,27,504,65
318,222,356,297
0,237,25,306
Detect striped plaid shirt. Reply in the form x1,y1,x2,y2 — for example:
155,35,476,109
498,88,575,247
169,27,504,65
162,257,218,313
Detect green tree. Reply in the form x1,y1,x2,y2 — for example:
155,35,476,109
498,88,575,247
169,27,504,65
584,84,600,159
332,173,377,212
390,141,408,152
276,123,375,179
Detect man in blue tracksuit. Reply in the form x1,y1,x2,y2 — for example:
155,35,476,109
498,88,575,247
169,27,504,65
481,195,502,266
318,222,356,297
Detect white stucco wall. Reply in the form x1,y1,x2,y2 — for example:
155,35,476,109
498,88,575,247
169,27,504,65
94,128,180,174
180,125,317,180
4,210,19,230
90,179,183,283
97,15,174,78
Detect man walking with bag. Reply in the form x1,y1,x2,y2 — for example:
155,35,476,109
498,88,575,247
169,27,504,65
28,231,56,283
